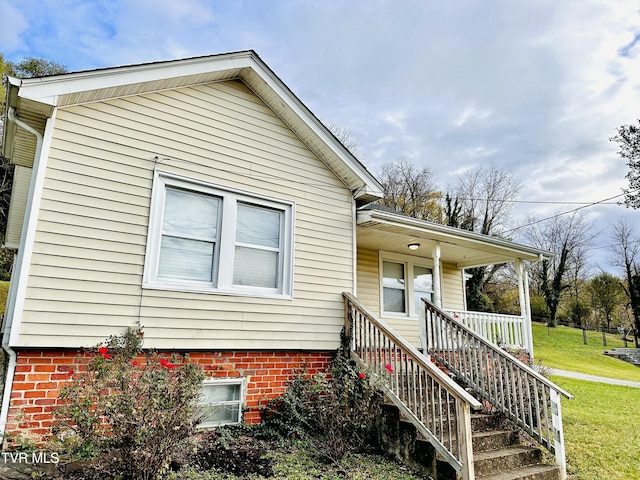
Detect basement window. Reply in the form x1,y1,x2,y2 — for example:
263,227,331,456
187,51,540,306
198,378,245,428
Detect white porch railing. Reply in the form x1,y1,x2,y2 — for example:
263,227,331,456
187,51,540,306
446,309,532,352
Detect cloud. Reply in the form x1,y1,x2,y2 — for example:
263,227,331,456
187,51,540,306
3,0,640,270
0,0,28,51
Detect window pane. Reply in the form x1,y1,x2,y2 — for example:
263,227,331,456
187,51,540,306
414,291,433,313
236,203,281,248
383,261,405,289
164,188,219,239
233,247,278,288
201,404,240,426
383,261,406,313
200,384,241,403
414,266,433,292
158,236,214,281
384,288,406,313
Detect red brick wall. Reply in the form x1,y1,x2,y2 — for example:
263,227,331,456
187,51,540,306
6,349,333,444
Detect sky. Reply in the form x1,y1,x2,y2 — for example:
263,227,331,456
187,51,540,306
1,0,639,273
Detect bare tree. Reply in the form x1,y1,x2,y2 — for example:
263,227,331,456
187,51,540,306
446,164,522,234
376,158,442,222
524,213,595,327
322,119,362,160
446,164,522,312
610,219,640,347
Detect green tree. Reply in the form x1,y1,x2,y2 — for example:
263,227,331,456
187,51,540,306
588,272,624,331
611,121,640,209
0,54,68,278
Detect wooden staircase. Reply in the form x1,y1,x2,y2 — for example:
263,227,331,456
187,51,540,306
344,293,571,480
471,413,561,480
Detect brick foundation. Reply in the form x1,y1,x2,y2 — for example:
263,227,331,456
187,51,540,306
5,349,333,444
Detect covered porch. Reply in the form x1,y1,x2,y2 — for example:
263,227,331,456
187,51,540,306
354,205,551,355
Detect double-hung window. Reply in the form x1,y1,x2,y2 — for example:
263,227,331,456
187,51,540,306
144,173,293,297
380,253,433,317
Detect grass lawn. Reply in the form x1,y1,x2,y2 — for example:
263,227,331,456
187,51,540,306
553,377,640,480
532,322,640,479
532,322,640,382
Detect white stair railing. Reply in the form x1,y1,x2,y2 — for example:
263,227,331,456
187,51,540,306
344,292,482,480
425,299,572,479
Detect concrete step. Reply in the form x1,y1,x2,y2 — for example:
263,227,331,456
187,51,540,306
471,413,561,480
472,412,500,432
478,463,561,480
604,348,640,366
474,446,542,477
473,429,518,452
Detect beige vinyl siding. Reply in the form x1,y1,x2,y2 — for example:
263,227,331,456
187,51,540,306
5,166,32,248
441,263,465,310
356,248,467,347
19,80,354,350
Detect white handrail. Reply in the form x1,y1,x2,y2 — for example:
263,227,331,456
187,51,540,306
425,299,572,479
344,292,480,479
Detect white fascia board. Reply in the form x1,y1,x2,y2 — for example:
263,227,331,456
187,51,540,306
243,56,383,199
13,52,257,105
13,51,383,199
358,209,552,260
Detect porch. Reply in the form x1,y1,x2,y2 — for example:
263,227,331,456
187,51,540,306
355,205,548,356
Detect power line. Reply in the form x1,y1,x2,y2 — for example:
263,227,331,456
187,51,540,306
503,189,639,234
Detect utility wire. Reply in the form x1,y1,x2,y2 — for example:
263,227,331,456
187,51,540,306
503,189,639,235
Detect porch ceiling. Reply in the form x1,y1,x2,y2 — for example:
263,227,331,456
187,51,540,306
357,208,551,268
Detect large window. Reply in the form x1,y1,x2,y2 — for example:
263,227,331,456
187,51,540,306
144,173,293,297
380,253,433,317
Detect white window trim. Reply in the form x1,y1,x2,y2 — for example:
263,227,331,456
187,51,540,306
198,378,246,428
143,171,294,299
379,251,434,319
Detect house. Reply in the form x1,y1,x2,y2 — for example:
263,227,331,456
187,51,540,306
0,51,569,478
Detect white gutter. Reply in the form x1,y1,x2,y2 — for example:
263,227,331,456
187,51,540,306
0,107,45,436
357,208,551,261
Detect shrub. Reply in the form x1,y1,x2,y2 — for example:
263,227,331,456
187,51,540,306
52,328,205,480
261,353,383,463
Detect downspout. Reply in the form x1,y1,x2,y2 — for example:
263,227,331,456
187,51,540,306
0,107,43,437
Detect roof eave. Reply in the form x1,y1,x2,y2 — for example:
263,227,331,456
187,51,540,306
357,208,552,264
10,51,384,200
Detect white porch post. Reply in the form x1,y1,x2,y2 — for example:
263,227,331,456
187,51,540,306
520,259,535,357
516,259,526,318
432,242,442,308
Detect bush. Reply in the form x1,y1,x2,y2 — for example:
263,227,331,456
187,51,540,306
261,353,383,463
52,329,205,480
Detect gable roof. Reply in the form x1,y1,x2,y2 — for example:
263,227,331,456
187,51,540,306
2,50,383,203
